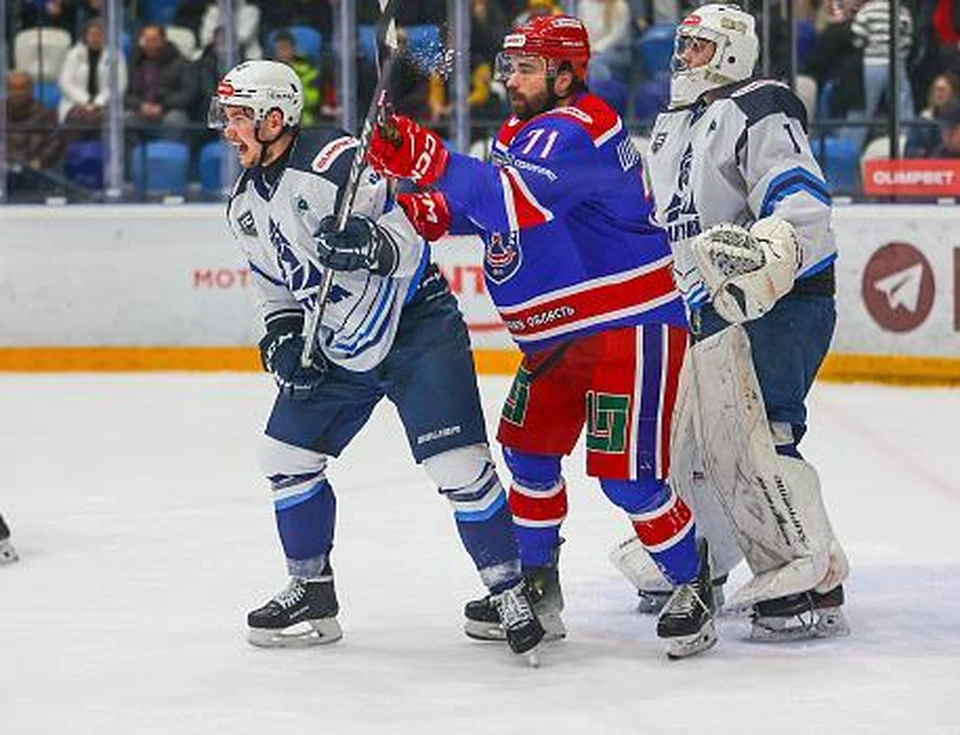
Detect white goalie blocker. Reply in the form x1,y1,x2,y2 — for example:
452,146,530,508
611,217,848,609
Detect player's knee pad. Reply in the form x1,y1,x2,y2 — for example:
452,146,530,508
502,447,562,489
259,435,330,509
599,477,669,514
424,444,505,514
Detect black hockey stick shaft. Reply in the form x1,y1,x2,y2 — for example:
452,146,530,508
301,0,400,368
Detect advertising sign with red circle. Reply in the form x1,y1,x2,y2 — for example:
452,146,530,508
861,242,935,333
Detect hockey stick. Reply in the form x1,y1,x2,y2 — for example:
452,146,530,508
300,0,400,368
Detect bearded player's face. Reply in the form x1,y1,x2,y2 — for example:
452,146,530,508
503,54,552,120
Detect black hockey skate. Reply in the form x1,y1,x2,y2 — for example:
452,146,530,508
464,559,566,642
247,569,342,648
750,584,849,642
637,574,728,615
0,514,18,565
491,580,545,665
657,539,718,659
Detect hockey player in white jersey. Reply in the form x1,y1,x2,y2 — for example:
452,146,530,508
209,60,544,660
615,4,850,641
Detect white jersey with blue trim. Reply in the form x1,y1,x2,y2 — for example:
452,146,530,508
644,78,837,308
226,129,426,372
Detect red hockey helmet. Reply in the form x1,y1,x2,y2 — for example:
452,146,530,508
496,14,591,82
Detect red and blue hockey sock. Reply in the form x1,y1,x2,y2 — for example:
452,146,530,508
601,478,700,585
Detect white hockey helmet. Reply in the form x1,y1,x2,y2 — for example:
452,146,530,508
669,4,759,108
208,60,303,130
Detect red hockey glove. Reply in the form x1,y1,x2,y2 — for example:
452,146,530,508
396,191,451,242
368,113,450,187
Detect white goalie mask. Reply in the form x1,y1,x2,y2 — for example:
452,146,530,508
208,60,303,130
670,4,759,108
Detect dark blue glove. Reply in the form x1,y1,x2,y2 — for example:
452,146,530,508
314,214,399,277
259,330,326,401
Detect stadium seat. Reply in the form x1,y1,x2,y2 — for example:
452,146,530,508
34,81,61,110
131,140,190,197
591,79,629,118
165,25,198,61
633,76,671,125
64,141,104,191
810,136,860,195
268,26,323,65
636,23,676,78
795,20,817,71
14,27,72,82
199,141,229,196
144,0,179,26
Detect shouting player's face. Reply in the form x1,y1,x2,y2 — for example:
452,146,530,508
222,106,262,168
504,54,552,120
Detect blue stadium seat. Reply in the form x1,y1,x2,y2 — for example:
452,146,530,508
636,23,676,78
64,141,104,190
268,26,323,65
199,141,228,196
796,20,817,71
810,136,859,194
358,24,378,66
633,75,671,124
591,79,628,118
34,81,60,110
143,0,178,26
131,140,190,196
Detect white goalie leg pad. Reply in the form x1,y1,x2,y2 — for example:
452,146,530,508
687,324,846,609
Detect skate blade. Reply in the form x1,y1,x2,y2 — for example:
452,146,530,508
247,618,343,648
665,620,718,660
0,540,18,565
464,616,565,643
750,606,850,643
464,619,506,642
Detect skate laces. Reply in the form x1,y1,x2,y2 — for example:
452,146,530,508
274,579,307,610
496,584,535,630
664,583,706,619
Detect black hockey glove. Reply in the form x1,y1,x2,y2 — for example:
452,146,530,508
313,214,399,277
259,329,327,401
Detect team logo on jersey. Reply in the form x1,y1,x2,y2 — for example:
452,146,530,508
269,218,320,302
238,210,257,237
663,143,702,243
484,231,523,284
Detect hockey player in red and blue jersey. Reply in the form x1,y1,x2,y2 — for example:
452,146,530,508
368,14,717,659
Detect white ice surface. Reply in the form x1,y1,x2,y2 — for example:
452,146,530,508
1,375,959,734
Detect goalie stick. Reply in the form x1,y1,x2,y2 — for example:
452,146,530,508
300,0,401,368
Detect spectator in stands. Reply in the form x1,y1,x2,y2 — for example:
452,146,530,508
804,0,864,118
5,70,64,183
124,24,196,137
200,0,263,60
578,0,632,83
930,98,960,157
272,29,321,126
194,26,239,124
260,2,334,45
513,0,564,27
387,28,443,122
906,73,960,156
846,0,915,149
57,17,127,136
17,0,78,34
